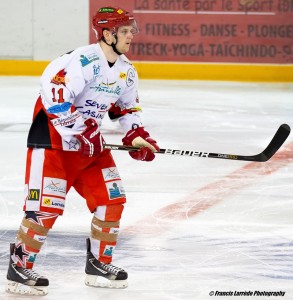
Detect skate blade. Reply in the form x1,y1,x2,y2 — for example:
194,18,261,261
85,274,128,289
6,280,48,296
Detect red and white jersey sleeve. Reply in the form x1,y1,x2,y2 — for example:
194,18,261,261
27,43,142,151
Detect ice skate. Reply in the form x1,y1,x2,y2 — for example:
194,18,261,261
85,238,128,289
6,243,49,296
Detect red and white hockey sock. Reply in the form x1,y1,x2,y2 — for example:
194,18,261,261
90,204,124,264
12,211,58,269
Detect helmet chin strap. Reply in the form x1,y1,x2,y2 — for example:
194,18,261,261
102,35,122,56
111,42,123,56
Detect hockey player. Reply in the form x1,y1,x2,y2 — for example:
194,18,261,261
6,6,159,296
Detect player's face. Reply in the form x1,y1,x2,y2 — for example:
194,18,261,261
115,25,134,53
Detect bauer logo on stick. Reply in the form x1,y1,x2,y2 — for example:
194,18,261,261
165,149,209,157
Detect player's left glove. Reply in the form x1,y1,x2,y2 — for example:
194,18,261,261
122,127,160,162
75,118,104,157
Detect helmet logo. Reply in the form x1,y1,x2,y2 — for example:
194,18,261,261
98,7,115,13
93,6,138,41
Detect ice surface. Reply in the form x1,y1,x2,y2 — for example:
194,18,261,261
0,77,292,299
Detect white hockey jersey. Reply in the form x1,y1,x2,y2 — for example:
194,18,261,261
27,43,142,151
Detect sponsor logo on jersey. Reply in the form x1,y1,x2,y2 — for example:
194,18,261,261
84,100,108,111
93,64,101,78
119,72,127,80
47,102,72,114
106,180,126,200
102,168,120,181
75,100,108,120
126,68,135,86
51,110,80,127
90,81,122,96
51,69,68,86
28,189,40,201
77,110,105,120
80,54,99,67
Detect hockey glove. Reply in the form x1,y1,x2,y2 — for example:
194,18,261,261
122,127,160,161
76,118,104,157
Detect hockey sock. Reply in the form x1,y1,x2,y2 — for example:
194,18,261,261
90,204,124,264
12,211,58,269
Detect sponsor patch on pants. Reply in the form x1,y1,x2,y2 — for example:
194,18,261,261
105,180,125,200
43,177,67,197
42,196,65,211
28,189,40,201
102,168,121,181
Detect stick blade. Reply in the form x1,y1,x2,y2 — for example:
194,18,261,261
258,124,291,162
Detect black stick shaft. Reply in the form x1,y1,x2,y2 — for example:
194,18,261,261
104,124,290,162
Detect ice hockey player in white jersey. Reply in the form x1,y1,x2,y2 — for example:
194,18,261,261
6,6,160,295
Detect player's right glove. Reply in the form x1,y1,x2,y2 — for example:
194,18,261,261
75,118,104,157
122,127,160,161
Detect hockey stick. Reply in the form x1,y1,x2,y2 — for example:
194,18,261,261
104,124,290,162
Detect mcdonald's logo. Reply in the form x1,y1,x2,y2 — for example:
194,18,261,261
28,189,40,201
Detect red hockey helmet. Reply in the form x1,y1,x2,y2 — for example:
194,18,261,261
92,7,139,41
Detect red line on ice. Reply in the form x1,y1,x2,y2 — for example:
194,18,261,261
123,142,293,235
